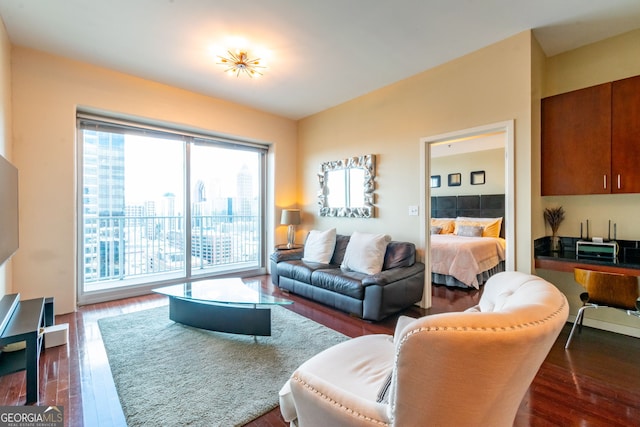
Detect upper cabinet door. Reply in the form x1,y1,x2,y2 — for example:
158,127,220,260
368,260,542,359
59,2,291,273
541,83,612,196
612,75,640,193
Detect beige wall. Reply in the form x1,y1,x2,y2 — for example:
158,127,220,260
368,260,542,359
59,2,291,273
545,28,640,97
538,28,640,337
298,31,534,272
431,148,505,197
0,19,11,297
11,47,297,314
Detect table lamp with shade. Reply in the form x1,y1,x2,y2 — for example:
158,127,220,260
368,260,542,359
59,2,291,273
281,209,301,248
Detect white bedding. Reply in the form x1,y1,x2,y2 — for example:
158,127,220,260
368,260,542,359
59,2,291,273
431,234,506,289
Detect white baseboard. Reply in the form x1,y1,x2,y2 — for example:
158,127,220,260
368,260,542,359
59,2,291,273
567,314,640,339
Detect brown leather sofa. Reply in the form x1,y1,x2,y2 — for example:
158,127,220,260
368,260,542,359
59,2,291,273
270,234,425,321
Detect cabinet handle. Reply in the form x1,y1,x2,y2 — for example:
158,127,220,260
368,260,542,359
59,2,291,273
618,174,621,189
604,175,607,189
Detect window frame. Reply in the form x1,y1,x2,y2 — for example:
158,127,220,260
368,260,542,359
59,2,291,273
76,112,268,305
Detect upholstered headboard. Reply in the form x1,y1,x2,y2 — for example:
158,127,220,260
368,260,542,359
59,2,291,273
431,194,506,238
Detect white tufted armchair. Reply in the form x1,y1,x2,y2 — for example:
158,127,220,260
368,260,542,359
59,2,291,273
279,271,569,427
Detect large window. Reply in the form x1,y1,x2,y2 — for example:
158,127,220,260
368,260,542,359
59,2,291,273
77,115,267,303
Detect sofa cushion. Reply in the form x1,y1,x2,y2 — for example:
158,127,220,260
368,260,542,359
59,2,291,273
302,228,337,264
311,269,367,300
341,232,391,275
330,234,351,265
277,260,338,283
382,241,416,270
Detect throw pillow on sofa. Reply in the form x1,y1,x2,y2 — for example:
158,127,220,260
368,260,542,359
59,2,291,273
341,231,391,275
302,228,337,264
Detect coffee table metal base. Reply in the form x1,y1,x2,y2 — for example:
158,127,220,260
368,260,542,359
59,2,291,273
168,296,271,336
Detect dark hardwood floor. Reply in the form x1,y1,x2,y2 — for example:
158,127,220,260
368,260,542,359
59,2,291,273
1,276,639,426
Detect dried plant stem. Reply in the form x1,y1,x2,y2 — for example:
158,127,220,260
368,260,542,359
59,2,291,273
544,206,565,236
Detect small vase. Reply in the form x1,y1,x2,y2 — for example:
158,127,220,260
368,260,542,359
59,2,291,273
550,235,562,252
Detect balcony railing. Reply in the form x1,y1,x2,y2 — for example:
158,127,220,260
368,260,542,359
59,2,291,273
83,214,261,285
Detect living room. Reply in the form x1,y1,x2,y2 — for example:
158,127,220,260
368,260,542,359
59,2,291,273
1,2,640,425
2,8,640,338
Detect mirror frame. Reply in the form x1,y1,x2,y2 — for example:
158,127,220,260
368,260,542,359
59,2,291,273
318,154,375,218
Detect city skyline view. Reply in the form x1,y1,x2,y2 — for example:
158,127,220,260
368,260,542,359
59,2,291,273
124,134,260,213
80,126,265,294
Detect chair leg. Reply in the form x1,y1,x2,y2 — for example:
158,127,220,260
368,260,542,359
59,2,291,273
565,308,583,349
578,308,584,333
565,305,596,349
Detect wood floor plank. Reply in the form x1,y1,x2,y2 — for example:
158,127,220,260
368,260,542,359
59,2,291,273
1,276,639,426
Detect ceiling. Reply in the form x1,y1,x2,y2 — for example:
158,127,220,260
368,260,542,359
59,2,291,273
1,1,640,120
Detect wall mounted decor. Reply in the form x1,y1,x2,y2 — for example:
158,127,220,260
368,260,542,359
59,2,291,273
430,175,441,188
470,170,486,185
448,173,461,187
318,154,375,218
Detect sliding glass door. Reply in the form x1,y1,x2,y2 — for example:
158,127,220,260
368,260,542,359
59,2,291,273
78,115,267,304
190,142,262,275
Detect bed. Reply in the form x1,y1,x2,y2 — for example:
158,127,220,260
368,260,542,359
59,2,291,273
430,194,506,289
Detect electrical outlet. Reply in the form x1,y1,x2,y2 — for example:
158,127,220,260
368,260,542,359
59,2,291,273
408,205,419,216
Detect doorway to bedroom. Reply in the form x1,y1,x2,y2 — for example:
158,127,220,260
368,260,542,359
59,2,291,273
420,120,515,308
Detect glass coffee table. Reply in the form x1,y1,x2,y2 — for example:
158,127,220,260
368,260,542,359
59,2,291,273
153,278,292,336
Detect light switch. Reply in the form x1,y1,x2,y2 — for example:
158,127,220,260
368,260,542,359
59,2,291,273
408,205,419,216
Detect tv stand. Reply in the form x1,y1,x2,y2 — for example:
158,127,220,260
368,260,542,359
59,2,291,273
0,293,45,404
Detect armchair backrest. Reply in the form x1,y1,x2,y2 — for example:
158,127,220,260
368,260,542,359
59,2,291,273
390,272,568,427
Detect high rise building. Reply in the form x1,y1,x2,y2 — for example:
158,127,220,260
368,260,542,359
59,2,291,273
236,163,254,218
144,200,156,239
82,130,125,281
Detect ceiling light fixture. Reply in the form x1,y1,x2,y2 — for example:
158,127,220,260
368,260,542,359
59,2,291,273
216,50,266,78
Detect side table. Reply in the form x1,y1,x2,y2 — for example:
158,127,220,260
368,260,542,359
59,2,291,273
275,244,303,250
0,294,45,404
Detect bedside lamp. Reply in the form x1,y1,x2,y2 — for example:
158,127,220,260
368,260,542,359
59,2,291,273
281,209,301,248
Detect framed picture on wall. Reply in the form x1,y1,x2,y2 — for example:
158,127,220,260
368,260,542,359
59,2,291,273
470,170,486,185
448,173,461,187
430,175,441,188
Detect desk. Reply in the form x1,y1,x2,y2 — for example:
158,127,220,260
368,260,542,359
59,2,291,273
0,295,45,404
534,237,640,276
535,256,640,276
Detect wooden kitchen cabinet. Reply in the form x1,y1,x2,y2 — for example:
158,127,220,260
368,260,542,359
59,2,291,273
542,75,640,195
612,75,640,193
541,83,611,195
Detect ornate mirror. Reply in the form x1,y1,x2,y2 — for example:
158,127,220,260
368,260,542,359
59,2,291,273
318,154,375,217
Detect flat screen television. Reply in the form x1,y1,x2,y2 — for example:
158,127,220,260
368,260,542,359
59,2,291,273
0,154,18,266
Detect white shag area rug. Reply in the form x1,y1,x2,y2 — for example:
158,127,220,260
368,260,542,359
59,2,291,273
98,305,348,426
